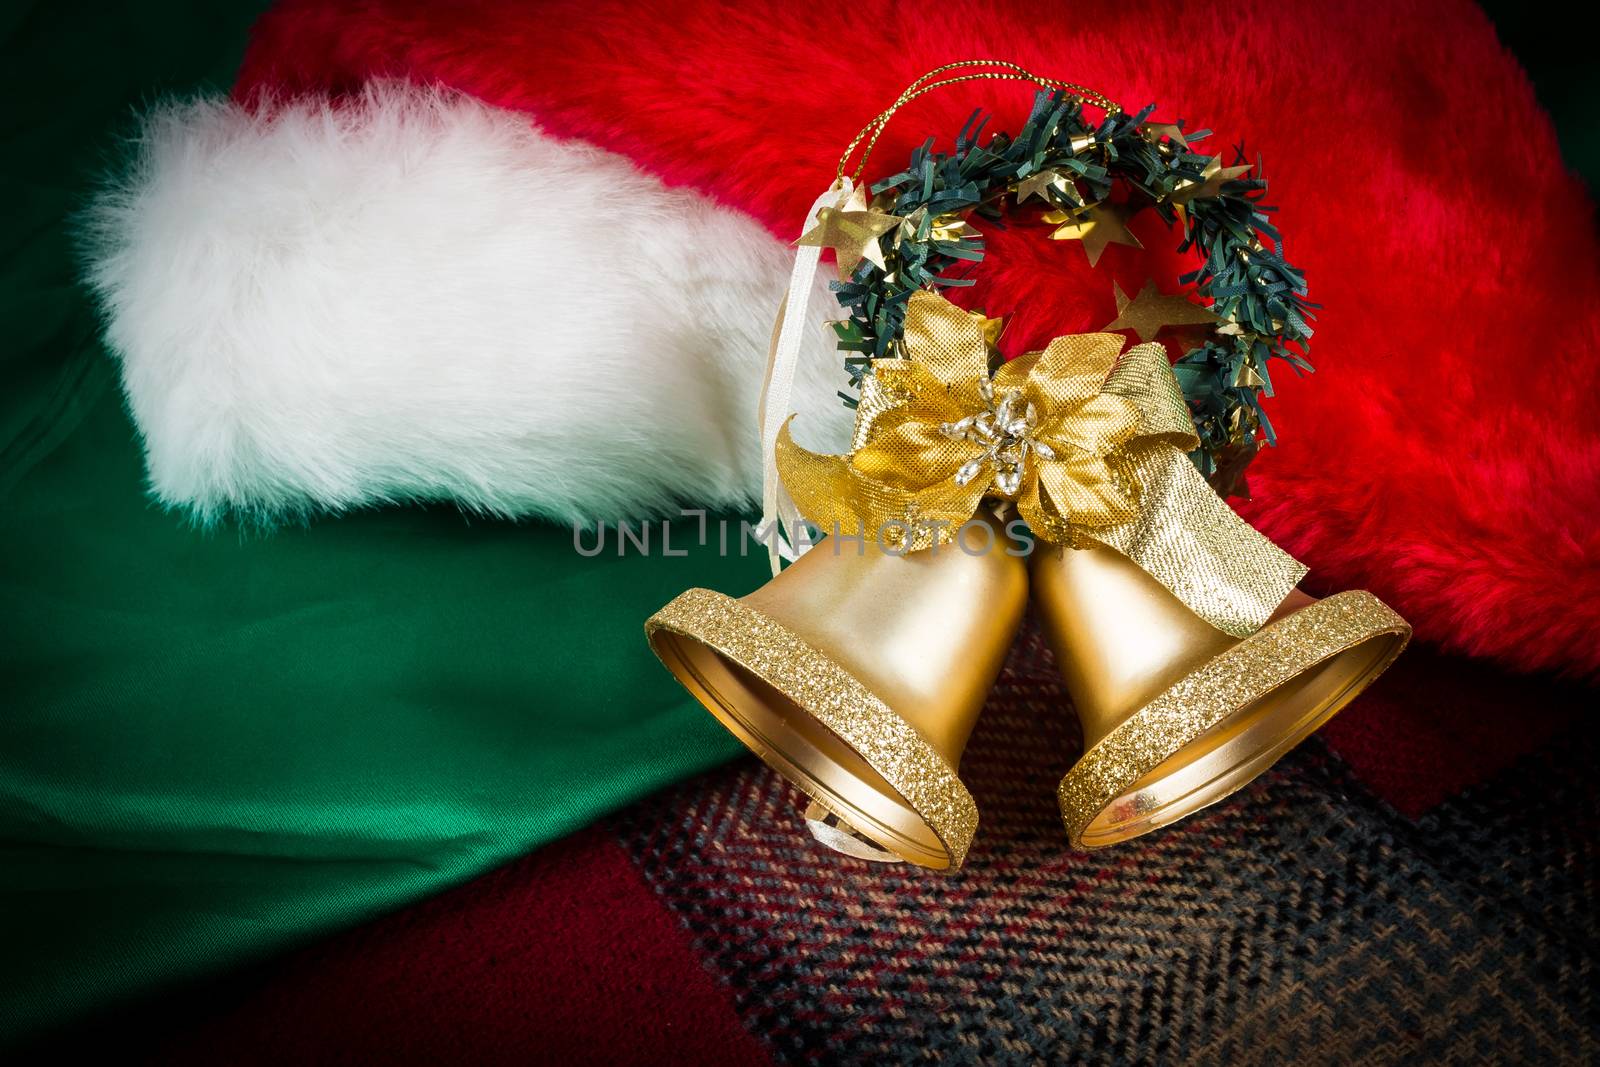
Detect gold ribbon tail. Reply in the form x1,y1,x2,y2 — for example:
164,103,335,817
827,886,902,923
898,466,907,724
1080,342,1305,637
1082,445,1305,637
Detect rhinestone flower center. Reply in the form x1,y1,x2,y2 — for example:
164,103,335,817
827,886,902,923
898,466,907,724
939,380,1056,497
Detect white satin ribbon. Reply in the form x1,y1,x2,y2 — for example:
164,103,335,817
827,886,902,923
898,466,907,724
757,176,854,576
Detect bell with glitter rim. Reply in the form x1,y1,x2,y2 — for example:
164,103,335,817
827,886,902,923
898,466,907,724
645,511,1028,870
1032,541,1410,849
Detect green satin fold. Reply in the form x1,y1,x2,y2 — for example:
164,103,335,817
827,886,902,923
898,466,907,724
0,1,749,1043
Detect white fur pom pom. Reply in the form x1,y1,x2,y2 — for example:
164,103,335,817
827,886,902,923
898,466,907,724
84,83,850,525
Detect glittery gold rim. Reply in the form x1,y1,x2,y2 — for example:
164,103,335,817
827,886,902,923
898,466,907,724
645,588,978,869
1058,591,1411,849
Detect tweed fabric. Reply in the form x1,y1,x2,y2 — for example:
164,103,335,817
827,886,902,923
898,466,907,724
615,623,1598,1065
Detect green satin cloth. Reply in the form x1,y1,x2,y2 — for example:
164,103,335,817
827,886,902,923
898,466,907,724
0,2,749,1043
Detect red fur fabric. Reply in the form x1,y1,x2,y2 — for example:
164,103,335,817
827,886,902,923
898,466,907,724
236,0,1600,678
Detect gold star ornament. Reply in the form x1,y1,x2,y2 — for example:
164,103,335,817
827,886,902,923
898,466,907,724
1143,120,1190,149
795,185,903,279
1012,167,1084,208
894,205,978,246
1170,156,1253,206
1044,202,1145,266
1103,279,1218,342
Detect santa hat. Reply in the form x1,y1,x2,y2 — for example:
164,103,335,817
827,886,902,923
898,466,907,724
86,83,850,526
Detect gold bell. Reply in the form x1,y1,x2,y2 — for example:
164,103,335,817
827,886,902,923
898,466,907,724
645,511,1028,870
1031,541,1411,849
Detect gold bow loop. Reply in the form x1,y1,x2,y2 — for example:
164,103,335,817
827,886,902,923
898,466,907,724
776,290,1308,636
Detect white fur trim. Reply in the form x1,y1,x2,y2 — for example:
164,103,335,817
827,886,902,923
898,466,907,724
84,83,850,524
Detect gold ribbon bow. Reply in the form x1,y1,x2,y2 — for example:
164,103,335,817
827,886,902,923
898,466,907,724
777,290,1307,636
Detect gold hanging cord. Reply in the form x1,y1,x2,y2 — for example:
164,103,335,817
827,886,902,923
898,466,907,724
837,59,1122,183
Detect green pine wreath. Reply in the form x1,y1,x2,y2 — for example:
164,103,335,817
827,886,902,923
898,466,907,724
830,87,1315,494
